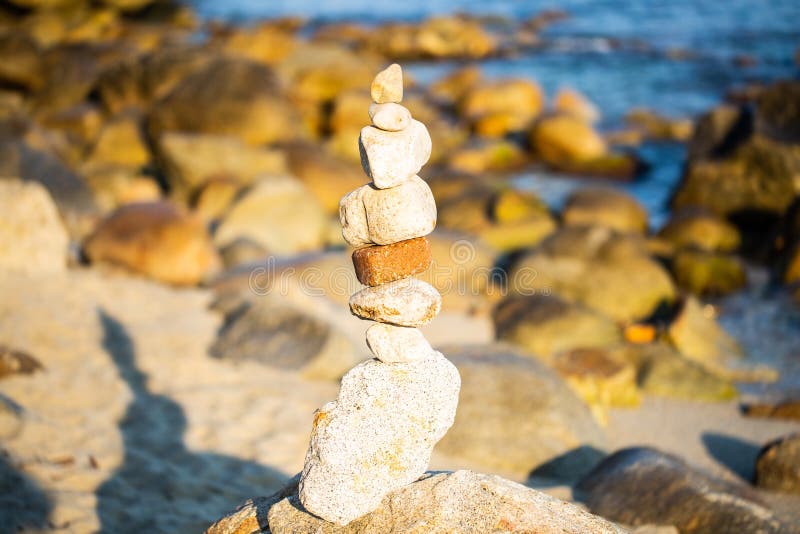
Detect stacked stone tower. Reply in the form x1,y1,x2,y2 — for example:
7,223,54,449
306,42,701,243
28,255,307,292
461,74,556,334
297,64,461,525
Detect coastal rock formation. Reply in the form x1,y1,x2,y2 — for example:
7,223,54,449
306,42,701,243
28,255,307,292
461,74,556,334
297,64,460,525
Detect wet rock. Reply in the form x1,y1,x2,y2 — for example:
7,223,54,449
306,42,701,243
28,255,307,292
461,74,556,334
156,132,287,203
349,277,441,327
531,114,607,165
621,343,737,402
83,201,219,285
671,250,746,296
210,298,359,381
657,210,741,253
149,58,302,145
494,295,621,363
562,188,648,234
214,176,327,255
0,346,44,379
667,296,742,369
624,108,693,142
0,180,69,274
755,80,800,142
436,343,606,478
510,227,676,322
208,470,625,534
298,351,460,525
554,88,600,124
755,433,800,494
459,78,544,136
577,447,792,533
365,16,496,60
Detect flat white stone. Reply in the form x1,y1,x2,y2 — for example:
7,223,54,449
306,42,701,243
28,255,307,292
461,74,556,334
365,323,434,363
339,176,437,247
359,120,432,189
299,351,460,525
349,277,441,327
368,102,411,132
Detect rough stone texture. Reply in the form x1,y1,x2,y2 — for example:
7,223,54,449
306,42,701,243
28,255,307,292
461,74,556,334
368,102,411,132
210,298,361,381
298,351,460,525
494,294,622,363
339,176,437,247
359,120,432,188
352,237,432,286
437,343,606,479
349,277,441,326
83,201,220,286
365,323,434,363
214,176,327,255
755,433,800,494
370,63,403,104
207,470,627,534
577,447,796,534
0,180,69,274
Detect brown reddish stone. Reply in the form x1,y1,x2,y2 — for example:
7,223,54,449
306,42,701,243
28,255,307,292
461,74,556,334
352,237,432,286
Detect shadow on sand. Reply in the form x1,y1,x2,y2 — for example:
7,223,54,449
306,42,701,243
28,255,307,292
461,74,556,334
0,449,52,533
95,308,286,533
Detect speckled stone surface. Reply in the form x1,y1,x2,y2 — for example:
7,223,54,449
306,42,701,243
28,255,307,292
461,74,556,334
368,102,411,132
365,323,434,363
370,63,403,104
359,120,431,189
352,237,431,286
349,277,441,326
297,351,460,525
339,176,436,247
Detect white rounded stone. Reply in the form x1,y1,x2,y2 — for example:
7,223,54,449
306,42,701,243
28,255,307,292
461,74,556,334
338,176,437,248
349,277,441,327
365,323,434,363
368,102,411,132
298,350,461,525
359,120,432,189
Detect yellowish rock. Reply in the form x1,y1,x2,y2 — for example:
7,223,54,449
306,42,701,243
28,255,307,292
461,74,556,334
371,63,403,104
531,114,608,164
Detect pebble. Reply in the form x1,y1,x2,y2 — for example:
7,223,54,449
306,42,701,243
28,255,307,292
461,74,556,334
352,237,432,286
370,63,403,104
368,102,411,132
298,351,460,525
339,176,437,247
365,323,435,363
359,120,432,189
349,277,441,326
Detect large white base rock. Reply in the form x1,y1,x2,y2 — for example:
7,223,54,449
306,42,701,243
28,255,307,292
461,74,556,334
298,351,460,525
339,176,436,247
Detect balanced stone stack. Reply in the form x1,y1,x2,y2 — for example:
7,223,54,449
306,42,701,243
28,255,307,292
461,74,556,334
298,64,461,526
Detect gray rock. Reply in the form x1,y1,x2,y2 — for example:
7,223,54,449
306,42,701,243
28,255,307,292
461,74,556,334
207,470,627,534
0,180,69,274
756,433,800,494
210,299,360,381
299,351,460,525
577,447,795,534
437,343,606,479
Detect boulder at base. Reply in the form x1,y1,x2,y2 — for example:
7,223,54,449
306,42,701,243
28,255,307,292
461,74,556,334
206,470,627,534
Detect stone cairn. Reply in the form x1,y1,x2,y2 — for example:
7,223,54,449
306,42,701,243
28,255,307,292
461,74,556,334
297,64,461,526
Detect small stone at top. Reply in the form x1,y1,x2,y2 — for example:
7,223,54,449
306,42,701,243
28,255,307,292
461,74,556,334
371,63,403,104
